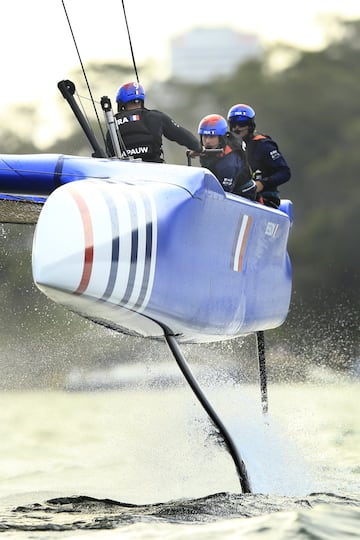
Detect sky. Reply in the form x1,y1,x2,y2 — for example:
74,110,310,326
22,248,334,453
1,0,360,144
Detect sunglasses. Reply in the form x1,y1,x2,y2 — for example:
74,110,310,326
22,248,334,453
230,122,249,130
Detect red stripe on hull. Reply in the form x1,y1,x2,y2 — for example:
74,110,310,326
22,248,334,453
70,188,94,294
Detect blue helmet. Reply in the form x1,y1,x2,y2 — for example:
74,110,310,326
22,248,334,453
198,114,228,136
116,82,145,107
227,104,256,131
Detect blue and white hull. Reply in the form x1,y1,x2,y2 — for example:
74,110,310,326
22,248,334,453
1,154,292,343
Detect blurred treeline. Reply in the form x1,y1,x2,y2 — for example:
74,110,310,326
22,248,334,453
0,18,359,386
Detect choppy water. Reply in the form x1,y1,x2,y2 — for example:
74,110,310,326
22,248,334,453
0,371,359,538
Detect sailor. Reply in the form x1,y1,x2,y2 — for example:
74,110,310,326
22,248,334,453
189,114,256,200
107,82,202,162
227,104,291,208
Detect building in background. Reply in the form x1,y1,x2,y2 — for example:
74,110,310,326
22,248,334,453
170,27,262,82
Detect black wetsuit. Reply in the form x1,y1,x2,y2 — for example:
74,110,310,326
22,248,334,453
244,133,291,206
200,133,255,199
107,107,201,162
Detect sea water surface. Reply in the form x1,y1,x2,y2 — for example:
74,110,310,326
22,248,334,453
0,359,358,539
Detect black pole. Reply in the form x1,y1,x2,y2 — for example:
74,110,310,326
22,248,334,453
256,331,268,415
186,150,192,166
186,147,221,166
164,333,251,493
57,80,107,158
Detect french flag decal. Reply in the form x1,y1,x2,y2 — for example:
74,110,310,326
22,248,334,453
233,214,252,272
130,114,140,121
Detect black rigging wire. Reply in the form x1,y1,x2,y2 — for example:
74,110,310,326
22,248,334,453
121,0,140,83
60,0,107,144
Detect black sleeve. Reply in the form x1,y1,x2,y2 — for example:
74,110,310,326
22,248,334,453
235,164,252,186
257,139,291,188
159,111,202,152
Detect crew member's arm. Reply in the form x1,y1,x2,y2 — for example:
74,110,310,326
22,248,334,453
257,140,291,190
161,112,202,153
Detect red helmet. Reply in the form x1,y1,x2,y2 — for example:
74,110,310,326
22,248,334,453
198,114,228,136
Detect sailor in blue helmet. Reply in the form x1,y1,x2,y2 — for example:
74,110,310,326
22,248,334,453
107,82,202,162
227,104,291,208
189,114,256,200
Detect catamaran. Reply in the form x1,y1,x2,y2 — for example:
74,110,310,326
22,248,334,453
0,3,293,495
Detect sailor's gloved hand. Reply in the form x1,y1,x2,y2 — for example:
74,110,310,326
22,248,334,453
252,169,262,182
187,147,206,158
252,170,264,192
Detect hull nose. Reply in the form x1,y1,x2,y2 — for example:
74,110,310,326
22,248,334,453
32,182,89,293
32,180,157,313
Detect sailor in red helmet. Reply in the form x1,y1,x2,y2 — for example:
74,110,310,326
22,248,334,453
190,114,256,200
107,82,202,162
227,104,291,208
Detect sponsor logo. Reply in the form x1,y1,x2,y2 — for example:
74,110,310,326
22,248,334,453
121,147,149,158
265,222,279,237
223,178,234,187
270,149,280,160
117,117,129,125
